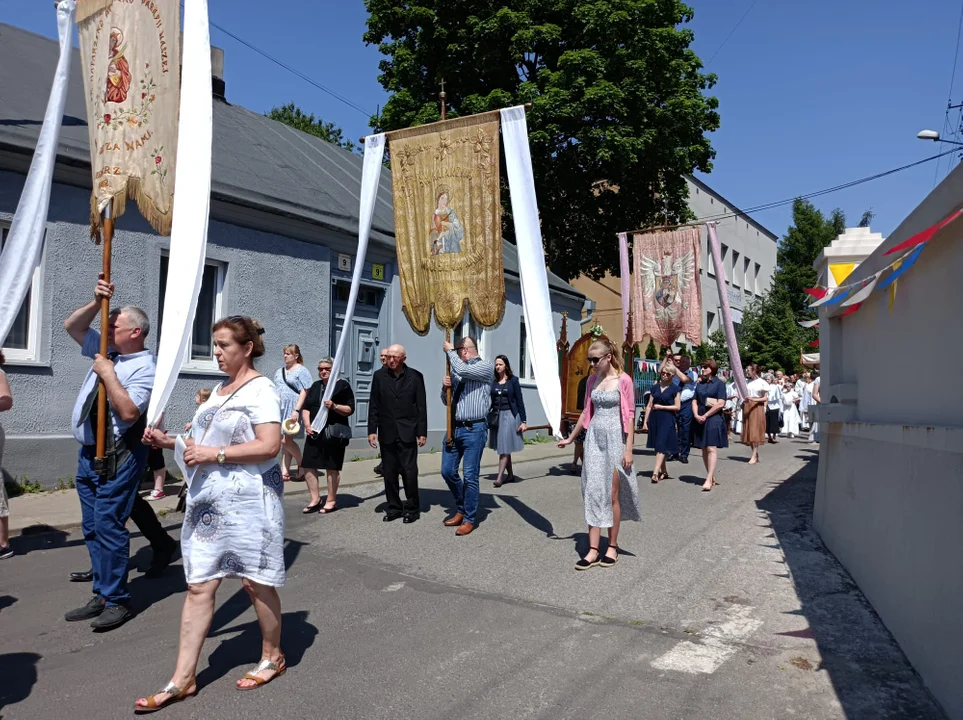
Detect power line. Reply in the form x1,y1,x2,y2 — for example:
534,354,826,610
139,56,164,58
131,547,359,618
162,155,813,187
934,0,963,184
206,18,376,119
693,148,957,226
705,0,759,66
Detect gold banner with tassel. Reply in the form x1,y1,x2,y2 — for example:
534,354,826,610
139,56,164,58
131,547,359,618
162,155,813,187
78,0,179,237
387,113,505,333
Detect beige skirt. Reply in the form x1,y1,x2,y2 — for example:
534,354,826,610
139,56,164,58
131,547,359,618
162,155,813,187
741,401,767,446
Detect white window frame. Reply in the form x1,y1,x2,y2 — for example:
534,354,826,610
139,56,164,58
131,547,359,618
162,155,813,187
518,318,535,382
743,257,752,294
159,254,226,373
754,262,762,296
721,243,730,285
731,250,741,287
0,223,45,364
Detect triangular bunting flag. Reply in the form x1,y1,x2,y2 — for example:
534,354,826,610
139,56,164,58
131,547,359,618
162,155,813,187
884,209,962,256
877,244,924,291
841,272,881,306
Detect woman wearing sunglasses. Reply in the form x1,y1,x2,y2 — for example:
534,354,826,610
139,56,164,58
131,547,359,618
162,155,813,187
642,360,681,483
558,338,641,570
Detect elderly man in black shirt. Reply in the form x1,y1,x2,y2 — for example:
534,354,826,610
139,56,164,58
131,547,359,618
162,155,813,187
368,344,427,523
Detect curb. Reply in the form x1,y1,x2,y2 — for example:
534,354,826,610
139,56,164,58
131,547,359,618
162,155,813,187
13,448,570,537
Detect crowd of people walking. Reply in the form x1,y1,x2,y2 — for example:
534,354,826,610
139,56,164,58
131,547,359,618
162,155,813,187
0,272,826,711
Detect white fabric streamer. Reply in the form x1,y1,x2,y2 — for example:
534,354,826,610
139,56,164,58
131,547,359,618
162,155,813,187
0,0,76,349
312,134,386,433
500,106,562,438
146,0,213,426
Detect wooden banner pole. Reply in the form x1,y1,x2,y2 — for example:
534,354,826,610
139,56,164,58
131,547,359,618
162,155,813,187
445,328,453,448
94,199,114,475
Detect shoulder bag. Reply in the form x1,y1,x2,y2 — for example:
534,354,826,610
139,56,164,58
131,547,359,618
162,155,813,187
281,368,301,394
322,380,353,445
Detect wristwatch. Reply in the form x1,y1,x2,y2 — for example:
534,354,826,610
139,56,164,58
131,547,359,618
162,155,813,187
216,447,227,465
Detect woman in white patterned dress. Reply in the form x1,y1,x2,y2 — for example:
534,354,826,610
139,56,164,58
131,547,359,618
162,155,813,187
558,338,641,571
137,316,285,712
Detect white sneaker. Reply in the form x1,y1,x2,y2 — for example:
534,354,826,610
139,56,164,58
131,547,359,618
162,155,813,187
146,489,165,501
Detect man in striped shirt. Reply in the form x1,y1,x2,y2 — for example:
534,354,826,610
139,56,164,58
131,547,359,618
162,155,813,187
440,336,494,536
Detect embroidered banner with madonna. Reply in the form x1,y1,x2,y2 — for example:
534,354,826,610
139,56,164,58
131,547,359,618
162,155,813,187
386,114,506,334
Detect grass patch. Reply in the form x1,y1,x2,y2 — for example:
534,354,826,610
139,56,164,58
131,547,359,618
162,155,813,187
524,433,555,446
56,477,76,491
5,477,44,497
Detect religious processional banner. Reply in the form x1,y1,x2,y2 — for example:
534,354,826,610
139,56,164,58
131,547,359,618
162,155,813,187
387,114,505,334
631,227,702,348
78,0,179,237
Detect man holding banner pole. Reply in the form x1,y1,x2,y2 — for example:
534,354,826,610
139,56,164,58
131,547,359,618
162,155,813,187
440,337,494,536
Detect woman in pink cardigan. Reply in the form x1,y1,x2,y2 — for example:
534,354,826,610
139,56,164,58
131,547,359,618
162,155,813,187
559,339,641,570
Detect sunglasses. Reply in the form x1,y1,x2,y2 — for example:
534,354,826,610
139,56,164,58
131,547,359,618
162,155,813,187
587,355,608,365
318,366,332,372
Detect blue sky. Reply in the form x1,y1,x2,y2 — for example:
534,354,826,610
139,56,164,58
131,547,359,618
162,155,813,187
5,0,962,241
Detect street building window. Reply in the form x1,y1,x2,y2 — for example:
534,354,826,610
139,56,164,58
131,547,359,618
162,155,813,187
158,255,225,371
754,262,762,295
0,223,44,362
706,311,716,332
743,257,752,294
721,243,730,285
731,250,740,287
518,318,535,380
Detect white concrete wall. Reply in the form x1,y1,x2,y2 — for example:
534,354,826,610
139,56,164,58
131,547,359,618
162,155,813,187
813,168,963,719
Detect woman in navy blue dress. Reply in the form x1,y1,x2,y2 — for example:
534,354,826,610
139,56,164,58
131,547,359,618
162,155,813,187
691,359,728,492
642,366,681,484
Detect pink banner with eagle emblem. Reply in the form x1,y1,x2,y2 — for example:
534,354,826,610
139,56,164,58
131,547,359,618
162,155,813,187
631,227,702,348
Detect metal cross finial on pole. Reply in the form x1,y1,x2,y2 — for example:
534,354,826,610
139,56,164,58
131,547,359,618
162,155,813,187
439,78,447,121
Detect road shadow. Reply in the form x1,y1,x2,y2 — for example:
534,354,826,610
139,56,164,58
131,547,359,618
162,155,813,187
676,474,708,487
205,539,310,636
197,610,318,690
0,651,41,713
727,455,752,463
411,487,500,525
756,455,944,718
498,494,556,538
546,464,580,477
0,595,16,613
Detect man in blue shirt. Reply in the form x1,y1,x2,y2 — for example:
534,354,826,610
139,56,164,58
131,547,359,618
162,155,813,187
62,275,167,631
667,352,698,464
440,336,494,536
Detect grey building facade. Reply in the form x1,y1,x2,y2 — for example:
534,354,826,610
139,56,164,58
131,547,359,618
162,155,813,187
0,24,584,485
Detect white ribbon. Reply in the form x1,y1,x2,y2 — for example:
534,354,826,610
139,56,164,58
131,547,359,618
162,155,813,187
146,0,213,425
501,106,562,438
312,134,386,433
0,0,76,349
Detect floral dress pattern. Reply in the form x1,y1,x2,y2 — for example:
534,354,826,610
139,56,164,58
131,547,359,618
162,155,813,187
181,377,285,587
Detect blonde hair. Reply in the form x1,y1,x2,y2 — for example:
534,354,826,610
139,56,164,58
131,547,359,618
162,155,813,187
589,338,623,373
195,388,212,405
283,344,304,364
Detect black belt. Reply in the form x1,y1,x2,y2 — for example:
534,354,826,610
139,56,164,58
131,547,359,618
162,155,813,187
454,418,486,428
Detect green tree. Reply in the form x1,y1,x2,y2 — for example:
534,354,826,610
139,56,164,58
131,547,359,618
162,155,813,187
692,343,709,364
267,103,358,153
364,0,720,280
739,295,801,373
703,329,732,369
644,338,658,361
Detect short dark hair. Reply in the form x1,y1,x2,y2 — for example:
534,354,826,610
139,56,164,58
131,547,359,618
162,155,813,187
700,358,719,376
0,350,5,366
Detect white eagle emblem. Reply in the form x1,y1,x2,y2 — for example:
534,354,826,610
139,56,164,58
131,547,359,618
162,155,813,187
639,251,695,322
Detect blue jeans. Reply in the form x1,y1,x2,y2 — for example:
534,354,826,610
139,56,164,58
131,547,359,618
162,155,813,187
676,401,693,459
75,444,148,606
441,422,487,525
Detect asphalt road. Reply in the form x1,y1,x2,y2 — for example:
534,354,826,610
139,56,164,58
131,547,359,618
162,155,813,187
0,439,945,719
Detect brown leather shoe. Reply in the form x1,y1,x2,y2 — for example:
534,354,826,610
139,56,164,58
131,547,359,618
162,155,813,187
443,513,464,527
455,522,475,536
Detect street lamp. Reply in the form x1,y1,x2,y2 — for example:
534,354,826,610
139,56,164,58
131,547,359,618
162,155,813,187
917,129,963,147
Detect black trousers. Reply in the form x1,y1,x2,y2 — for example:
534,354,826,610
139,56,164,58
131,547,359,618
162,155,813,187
382,439,420,516
129,492,173,551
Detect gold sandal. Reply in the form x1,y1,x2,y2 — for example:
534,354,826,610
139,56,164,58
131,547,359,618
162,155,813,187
236,654,286,691
134,678,196,713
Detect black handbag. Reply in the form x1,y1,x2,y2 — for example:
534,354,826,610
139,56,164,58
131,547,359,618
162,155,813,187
323,422,352,445
486,406,499,428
